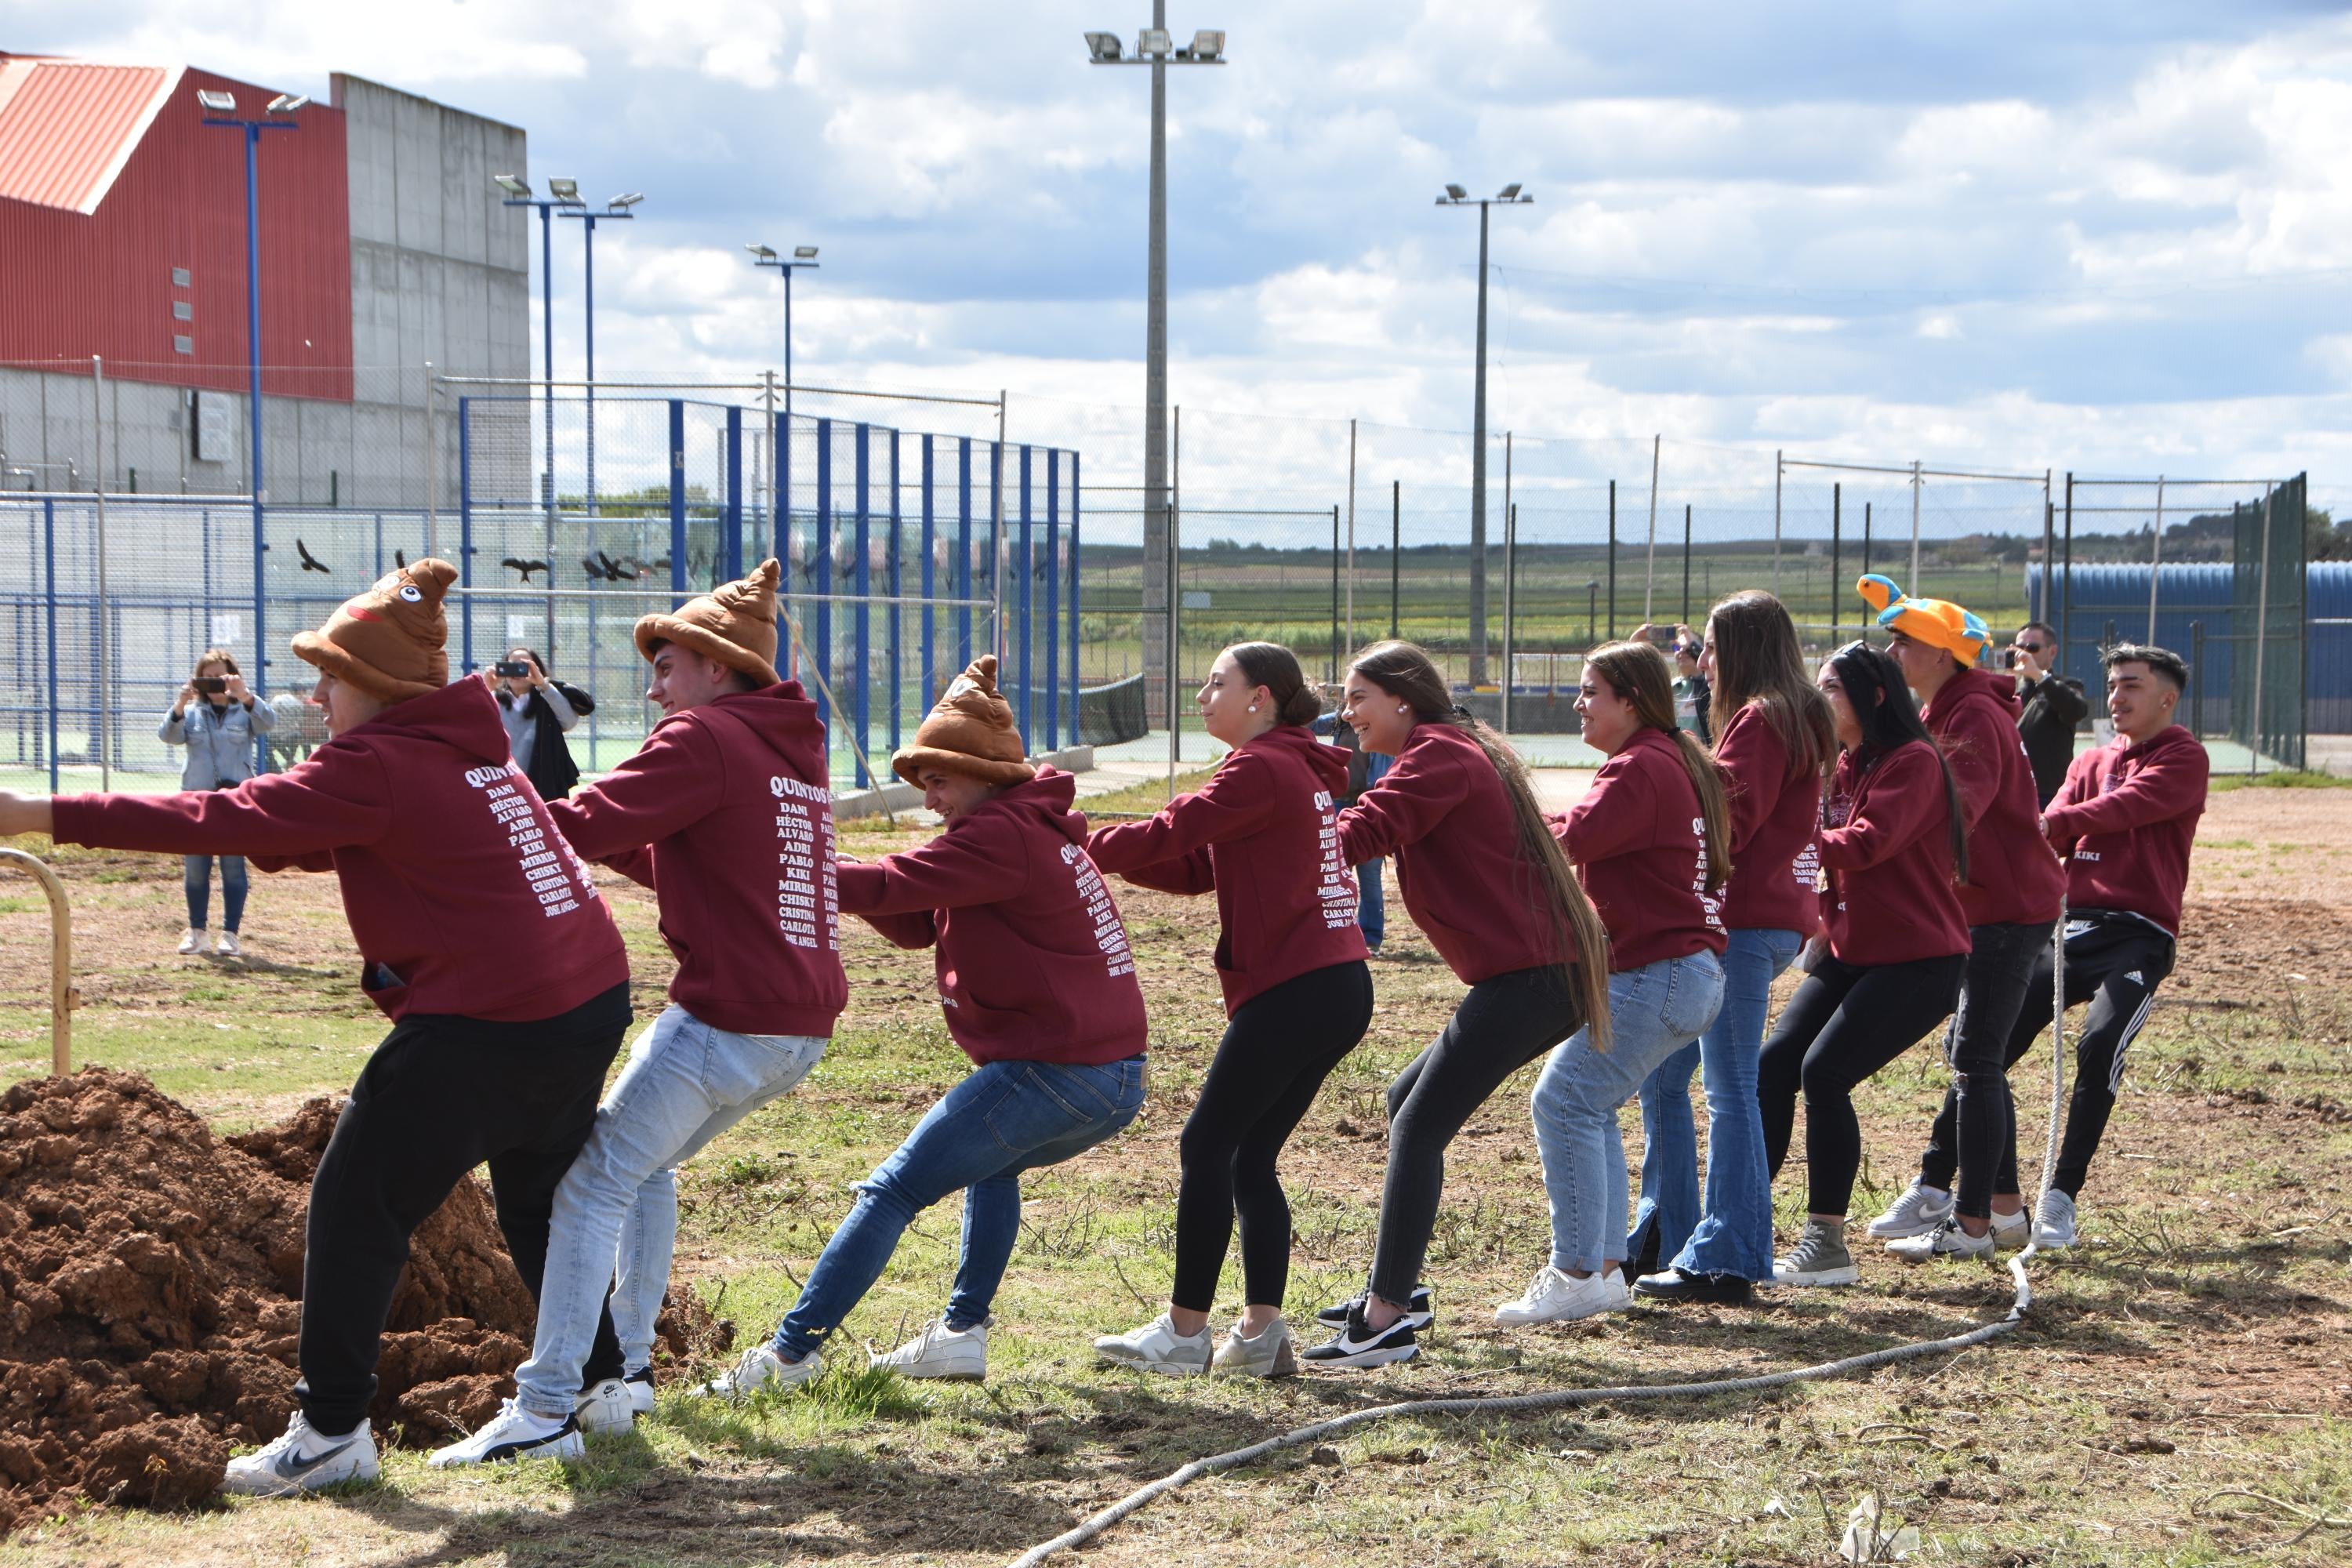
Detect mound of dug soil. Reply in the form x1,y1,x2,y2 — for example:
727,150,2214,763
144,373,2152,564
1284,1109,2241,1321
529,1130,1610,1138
0,1069,732,1537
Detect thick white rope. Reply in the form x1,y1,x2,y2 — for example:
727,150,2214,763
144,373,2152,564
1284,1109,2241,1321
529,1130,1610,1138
1005,906,2075,1568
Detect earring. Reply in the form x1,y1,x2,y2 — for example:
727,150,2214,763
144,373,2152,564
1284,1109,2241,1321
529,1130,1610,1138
1396,704,1408,714
1248,703,1259,713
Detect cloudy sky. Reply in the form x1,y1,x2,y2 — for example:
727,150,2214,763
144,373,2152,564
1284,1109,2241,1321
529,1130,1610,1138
18,1,2352,523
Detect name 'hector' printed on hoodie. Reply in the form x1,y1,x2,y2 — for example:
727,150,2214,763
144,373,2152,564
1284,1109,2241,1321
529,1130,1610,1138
771,772,840,952
468,760,593,919
1063,840,1138,978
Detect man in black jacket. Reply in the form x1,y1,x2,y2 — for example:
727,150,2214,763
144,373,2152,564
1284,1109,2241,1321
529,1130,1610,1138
2010,622,2087,807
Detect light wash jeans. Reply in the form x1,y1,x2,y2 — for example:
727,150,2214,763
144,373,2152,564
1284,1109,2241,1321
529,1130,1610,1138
1628,927,1806,1282
516,1005,826,1418
771,1054,1147,1362
1532,950,1726,1276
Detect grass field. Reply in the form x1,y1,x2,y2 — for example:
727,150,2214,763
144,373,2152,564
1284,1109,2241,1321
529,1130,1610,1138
2,780,2348,1566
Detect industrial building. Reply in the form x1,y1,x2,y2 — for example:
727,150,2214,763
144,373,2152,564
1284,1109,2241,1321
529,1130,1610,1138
0,53,528,506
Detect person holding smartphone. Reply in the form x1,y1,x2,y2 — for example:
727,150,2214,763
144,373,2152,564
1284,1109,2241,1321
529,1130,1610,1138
484,648,591,801
162,648,274,956
2008,622,2087,808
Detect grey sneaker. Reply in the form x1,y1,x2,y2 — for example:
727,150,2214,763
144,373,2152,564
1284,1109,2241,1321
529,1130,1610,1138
1093,1314,1211,1377
1211,1319,1299,1378
1773,1220,1860,1287
1865,1179,1954,1239
2032,1190,2078,1250
1887,1218,1996,1263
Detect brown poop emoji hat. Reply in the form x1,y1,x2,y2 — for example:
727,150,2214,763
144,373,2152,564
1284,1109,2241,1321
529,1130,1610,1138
290,558,458,702
633,558,783,687
891,654,1036,788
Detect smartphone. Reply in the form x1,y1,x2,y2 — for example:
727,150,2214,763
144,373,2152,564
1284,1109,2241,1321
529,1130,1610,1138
494,659,532,677
192,676,227,694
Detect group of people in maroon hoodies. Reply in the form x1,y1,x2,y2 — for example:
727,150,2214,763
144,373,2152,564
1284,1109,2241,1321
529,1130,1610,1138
0,557,2210,1491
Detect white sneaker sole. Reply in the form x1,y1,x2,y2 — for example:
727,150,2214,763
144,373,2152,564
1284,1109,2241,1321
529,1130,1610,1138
1772,1263,1861,1287
1864,1212,1952,1240
1093,1350,1207,1377
877,1359,987,1381
223,1450,380,1495
427,1428,584,1469
1303,1342,1418,1370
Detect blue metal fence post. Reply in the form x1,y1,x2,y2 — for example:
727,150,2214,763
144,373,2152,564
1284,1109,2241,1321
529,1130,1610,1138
921,434,937,706
43,498,58,793
724,404,744,581
1045,448,1060,751
887,427,902,753
459,397,476,673
956,437,974,667
1018,444,1033,750
775,412,792,564
815,419,833,742
667,401,688,608
854,423,872,786
1069,452,1081,739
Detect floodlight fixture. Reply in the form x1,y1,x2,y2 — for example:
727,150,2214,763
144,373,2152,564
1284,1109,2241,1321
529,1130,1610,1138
549,176,583,204
196,89,236,113
494,174,532,198
747,243,778,260
1497,182,1522,201
608,192,644,209
1138,27,1173,56
1443,183,1468,201
1181,30,1224,60
1084,31,1123,62
794,245,818,260
266,93,308,114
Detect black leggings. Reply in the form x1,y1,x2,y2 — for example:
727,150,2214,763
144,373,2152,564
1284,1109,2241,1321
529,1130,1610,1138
1369,964,1587,1305
1932,920,2054,1219
1920,913,2175,1200
1759,951,1965,1218
1172,960,1374,1312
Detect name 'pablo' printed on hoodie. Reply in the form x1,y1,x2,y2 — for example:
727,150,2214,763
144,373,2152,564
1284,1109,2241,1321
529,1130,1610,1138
470,761,592,918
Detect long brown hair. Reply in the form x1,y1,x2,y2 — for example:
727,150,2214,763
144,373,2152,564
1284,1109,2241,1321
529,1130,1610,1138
192,647,240,677
1705,590,1835,779
1828,641,1969,886
1350,639,1612,1049
1581,641,1733,895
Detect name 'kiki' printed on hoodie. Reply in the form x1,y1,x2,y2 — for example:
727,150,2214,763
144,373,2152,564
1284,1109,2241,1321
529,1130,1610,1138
470,761,590,918
1063,840,1137,978
771,772,839,952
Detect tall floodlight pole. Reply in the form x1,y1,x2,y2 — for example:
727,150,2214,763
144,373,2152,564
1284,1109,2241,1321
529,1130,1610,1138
199,87,303,769
562,191,642,515
1086,19,1225,726
493,176,571,528
747,244,821,424
1437,182,1532,687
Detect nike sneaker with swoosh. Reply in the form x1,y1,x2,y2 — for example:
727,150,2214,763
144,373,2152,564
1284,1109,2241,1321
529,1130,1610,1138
221,1412,380,1496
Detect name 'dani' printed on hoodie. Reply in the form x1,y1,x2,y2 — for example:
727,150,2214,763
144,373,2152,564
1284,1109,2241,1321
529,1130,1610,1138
469,763,591,919
772,774,840,952
1062,841,1137,978
1312,789,1362,931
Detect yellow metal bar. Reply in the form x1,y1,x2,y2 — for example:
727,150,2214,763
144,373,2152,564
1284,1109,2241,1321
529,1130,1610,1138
0,848,75,1075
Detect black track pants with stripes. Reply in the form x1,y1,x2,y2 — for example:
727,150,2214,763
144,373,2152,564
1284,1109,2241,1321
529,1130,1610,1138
1918,910,2175,1201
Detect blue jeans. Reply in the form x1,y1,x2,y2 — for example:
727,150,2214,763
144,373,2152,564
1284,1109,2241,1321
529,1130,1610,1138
1532,951,1725,1275
1629,927,1805,1281
771,1054,1148,1361
516,1006,826,1417
183,854,249,932
1356,858,1385,949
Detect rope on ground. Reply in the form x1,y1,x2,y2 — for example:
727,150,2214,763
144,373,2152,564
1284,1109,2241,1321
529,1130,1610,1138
1004,913,2080,1568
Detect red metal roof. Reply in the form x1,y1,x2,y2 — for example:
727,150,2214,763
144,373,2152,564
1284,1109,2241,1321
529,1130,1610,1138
0,56,177,214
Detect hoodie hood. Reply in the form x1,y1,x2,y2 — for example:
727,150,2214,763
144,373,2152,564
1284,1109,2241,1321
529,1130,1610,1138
969,765,1083,844
1243,722,1350,793
332,676,511,764
1927,665,2023,727
677,681,824,769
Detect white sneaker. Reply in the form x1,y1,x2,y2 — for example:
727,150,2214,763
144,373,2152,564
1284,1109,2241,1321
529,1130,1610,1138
693,1343,821,1399
1494,1265,1630,1326
215,929,242,958
1092,1314,1212,1376
426,1401,582,1468
573,1378,637,1435
1212,1319,1300,1378
221,1412,379,1496
622,1367,657,1417
1887,1218,1997,1263
178,927,209,956
871,1318,989,1381
2032,1190,2078,1250
1989,1207,2031,1250
1865,1179,1953,1239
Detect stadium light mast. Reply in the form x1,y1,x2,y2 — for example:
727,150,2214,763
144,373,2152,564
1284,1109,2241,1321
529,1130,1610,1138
746,243,821,425
492,173,578,527
1084,13,1225,725
198,86,304,757
561,191,642,514
1437,181,1531,688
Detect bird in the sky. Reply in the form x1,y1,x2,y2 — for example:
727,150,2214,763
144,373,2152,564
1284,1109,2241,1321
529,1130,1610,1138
502,557,550,583
295,539,331,574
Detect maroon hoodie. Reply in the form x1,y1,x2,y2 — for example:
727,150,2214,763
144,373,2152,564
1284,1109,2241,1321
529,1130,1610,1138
1921,666,2066,929
1338,720,1570,984
834,768,1149,1066
1711,701,1824,938
1549,726,1726,971
2042,723,2207,938
546,682,846,1039
51,679,627,1022
1088,724,1368,1014
1819,741,1971,966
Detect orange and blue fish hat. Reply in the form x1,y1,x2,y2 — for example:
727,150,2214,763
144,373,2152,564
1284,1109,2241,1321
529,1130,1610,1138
1855,574,1992,667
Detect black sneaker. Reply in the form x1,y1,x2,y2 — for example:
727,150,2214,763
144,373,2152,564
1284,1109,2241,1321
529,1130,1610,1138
1316,1283,1432,1330
1301,1302,1420,1369
1627,1221,1664,1283
1631,1266,1753,1305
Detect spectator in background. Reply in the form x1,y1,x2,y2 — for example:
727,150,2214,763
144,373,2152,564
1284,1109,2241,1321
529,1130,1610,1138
1316,709,1392,949
2010,621,2087,807
484,648,594,801
161,648,273,956
1637,623,1711,742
